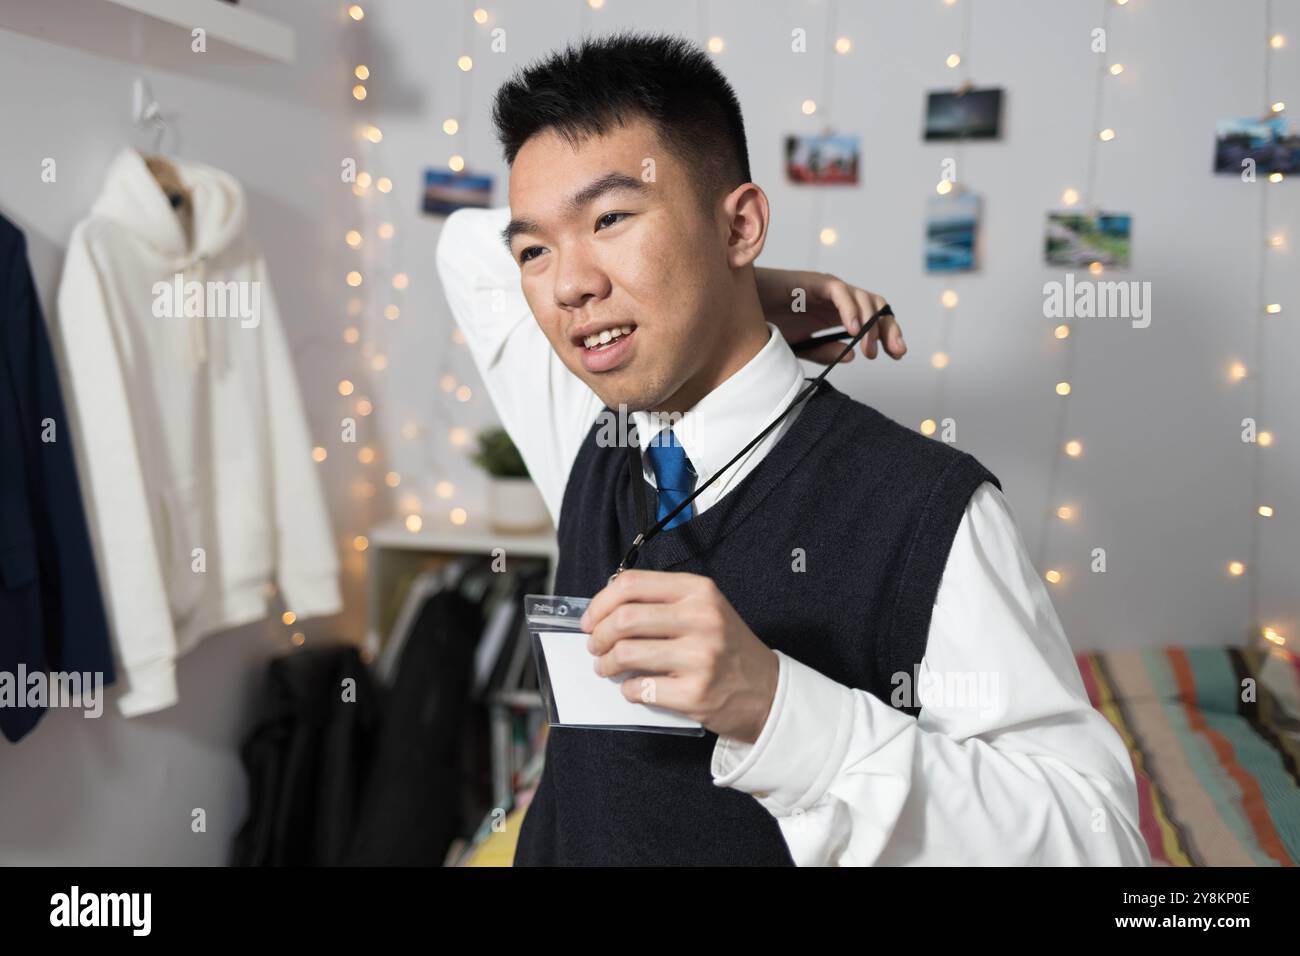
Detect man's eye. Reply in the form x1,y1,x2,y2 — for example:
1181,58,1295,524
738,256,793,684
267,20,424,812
596,212,629,230
519,246,544,264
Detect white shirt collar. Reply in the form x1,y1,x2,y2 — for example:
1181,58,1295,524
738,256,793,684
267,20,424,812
631,321,805,489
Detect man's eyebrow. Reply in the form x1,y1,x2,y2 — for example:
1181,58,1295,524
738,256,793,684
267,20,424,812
500,172,648,252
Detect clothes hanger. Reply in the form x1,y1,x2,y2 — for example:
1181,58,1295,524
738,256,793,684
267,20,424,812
132,77,194,247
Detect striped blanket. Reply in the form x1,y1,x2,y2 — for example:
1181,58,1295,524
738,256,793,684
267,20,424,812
1077,645,1300,866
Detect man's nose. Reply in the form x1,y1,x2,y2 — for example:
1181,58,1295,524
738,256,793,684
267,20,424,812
553,247,611,310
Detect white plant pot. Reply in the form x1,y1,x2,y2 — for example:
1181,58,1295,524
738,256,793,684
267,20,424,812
486,476,550,533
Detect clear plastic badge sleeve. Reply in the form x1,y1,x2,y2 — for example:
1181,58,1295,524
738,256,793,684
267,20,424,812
524,594,705,736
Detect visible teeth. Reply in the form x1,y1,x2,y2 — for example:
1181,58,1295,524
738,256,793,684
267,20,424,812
584,325,634,349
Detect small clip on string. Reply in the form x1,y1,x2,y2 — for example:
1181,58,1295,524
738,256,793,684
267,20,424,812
605,303,893,587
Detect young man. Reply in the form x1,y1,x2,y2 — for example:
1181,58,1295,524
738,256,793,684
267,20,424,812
436,33,1148,866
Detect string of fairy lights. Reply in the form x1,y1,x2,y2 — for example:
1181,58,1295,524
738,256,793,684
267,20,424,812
921,0,974,442
321,1,1290,650
1032,0,1125,588
1235,0,1288,649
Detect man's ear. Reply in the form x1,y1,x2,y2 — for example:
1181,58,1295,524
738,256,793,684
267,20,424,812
722,182,769,269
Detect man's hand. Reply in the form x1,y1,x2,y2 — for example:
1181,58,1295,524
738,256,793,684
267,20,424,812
755,267,906,365
580,569,779,744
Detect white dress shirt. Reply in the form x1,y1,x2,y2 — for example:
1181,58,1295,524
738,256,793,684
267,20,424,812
435,206,1150,866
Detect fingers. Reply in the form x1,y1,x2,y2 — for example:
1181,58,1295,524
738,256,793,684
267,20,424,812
581,568,693,636
586,601,684,655
823,278,862,334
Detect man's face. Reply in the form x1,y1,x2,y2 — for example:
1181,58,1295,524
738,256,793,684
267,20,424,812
505,117,736,414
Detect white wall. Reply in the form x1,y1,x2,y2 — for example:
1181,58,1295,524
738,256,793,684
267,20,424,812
0,0,1296,864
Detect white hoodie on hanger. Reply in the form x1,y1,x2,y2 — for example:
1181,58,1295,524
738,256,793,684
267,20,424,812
55,148,342,717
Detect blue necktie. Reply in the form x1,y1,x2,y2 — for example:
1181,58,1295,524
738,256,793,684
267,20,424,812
645,428,696,530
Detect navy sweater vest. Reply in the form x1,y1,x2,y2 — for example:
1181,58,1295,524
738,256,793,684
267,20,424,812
514,379,1000,866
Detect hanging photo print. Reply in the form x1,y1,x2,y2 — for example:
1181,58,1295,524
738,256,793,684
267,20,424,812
923,87,1004,141
1213,116,1300,175
784,133,861,184
422,169,494,216
1044,211,1132,268
926,191,982,272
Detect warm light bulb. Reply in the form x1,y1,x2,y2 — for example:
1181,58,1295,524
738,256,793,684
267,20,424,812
1065,440,1082,458
348,5,364,21
449,427,470,447
450,508,469,525
473,8,488,24
364,125,382,143
449,154,466,172
312,446,327,462
282,611,296,626
1258,431,1274,447
354,65,369,80
1263,626,1285,646
1258,505,1275,517
1057,506,1074,520
456,385,472,401
291,633,305,646
1269,172,1284,183
1056,382,1071,396
1270,34,1285,50
353,535,369,552
385,471,401,488
835,36,852,54
1109,63,1124,75
931,352,949,369
1045,569,1062,584
936,180,953,195
346,271,362,287
941,290,958,308
1272,101,1286,113
707,36,725,53
406,514,424,532
392,272,409,290
377,177,392,193
372,354,388,371
338,379,354,396
345,229,362,247
819,227,837,245
802,99,817,115
356,398,373,416
1228,561,1245,577
358,446,376,464
378,222,394,239
1266,303,1282,314
1062,188,1079,205
1089,260,1104,275
588,0,604,8
436,480,455,498
357,171,372,188
385,304,400,320
458,55,473,72
352,84,367,101
946,53,961,68
920,419,937,436
343,326,360,344
1055,324,1070,339
443,118,459,135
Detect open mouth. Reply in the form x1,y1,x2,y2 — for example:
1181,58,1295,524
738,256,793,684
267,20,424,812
576,323,637,373
580,323,636,351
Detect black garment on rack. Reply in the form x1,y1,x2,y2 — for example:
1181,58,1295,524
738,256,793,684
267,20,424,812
0,214,116,743
231,643,380,866
344,587,483,865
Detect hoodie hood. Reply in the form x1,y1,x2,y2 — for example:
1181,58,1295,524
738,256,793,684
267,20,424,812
91,148,247,268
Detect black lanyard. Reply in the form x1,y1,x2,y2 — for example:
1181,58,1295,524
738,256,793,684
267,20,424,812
608,303,893,586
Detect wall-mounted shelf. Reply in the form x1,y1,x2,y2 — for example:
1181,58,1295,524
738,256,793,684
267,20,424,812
0,0,295,68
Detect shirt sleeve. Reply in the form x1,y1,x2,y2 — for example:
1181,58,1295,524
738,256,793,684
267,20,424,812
710,481,1151,866
434,207,605,527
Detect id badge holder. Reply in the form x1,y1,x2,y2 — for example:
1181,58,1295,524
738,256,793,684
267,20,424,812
524,594,705,736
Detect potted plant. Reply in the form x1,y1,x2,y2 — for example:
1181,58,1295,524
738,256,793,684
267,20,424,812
470,426,550,533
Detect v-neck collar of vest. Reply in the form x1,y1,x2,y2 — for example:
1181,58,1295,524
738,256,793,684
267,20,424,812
628,378,847,571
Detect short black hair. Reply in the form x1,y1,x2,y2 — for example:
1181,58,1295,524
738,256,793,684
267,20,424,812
491,32,752,208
